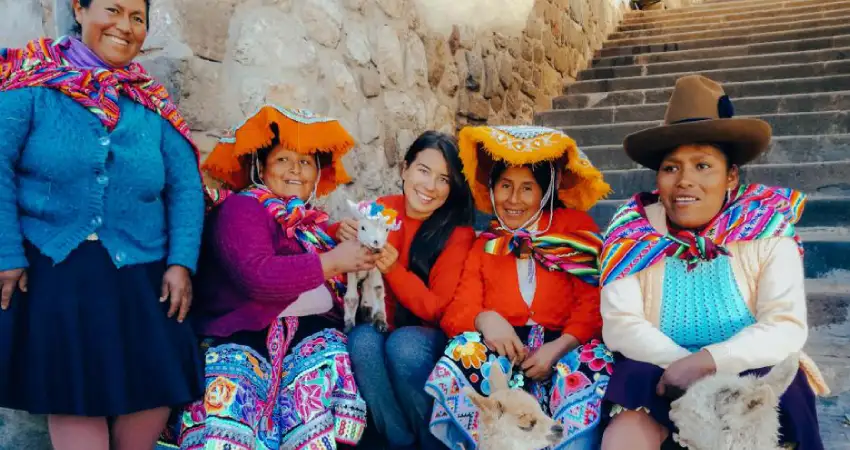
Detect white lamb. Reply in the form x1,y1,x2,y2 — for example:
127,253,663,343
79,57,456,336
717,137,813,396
669,353,800,450
343,199,401,333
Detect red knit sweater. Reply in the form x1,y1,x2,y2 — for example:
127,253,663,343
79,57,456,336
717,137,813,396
440,208,602,342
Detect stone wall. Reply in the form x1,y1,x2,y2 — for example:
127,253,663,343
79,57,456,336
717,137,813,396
1,0,630,215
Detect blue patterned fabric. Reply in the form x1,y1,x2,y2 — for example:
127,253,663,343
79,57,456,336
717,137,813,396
659,257,756,352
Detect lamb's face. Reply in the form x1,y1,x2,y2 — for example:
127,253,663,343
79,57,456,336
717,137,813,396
484,388,564,449
670,353,798,450
670,375,754,449
463,361,563,449
357,219,391,251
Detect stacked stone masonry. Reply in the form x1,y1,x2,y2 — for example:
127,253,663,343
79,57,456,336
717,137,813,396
0,0,632,217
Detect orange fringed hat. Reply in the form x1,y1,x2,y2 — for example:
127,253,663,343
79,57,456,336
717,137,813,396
457,125,611,213
202,105,355,197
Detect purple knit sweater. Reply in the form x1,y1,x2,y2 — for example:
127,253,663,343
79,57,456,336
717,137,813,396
193,194,327,337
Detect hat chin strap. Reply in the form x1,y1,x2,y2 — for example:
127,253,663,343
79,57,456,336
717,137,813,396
251,152,321,204
490,163,557,235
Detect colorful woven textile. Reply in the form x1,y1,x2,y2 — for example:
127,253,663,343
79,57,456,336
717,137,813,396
599,183,806,286
425,328,612,450
239,186,346,308
0,37,198,160
178,322,366,449
481,222,603,285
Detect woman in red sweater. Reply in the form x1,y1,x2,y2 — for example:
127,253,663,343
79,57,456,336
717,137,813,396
425,126,613,450
336,131,476,449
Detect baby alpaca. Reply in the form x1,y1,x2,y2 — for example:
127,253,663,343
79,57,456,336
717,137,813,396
343,200,400,333
464,362,564,450
669,353,800,450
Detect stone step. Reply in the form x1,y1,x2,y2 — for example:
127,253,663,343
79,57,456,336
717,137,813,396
607,14,850,49
598,161,850,200
597,23,850,59
613,1,850,38
588,196,850,230
565,111,850,147
592,34,850,68
620,0,849,32
580,46,850,81
623,0,841,25
579,134,850,171
799,227,850,278
568,60,850,94
555,74,850,109
542,91,850,127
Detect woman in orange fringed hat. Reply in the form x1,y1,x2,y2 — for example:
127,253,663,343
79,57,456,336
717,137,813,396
175,106,378,450
425,125,613,450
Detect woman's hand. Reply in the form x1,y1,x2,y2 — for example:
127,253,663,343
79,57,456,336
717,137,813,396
475,310,527,363
336,218,359,242
321,240,380,278
0,268,27,310
521,334,578,381
657,350,717,398
161,265,193,323
376,243,399,274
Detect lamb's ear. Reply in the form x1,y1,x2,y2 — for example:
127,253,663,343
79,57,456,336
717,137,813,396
741,384,776,414
762,352,800,396
489,360,510,393
464,387,502,420
347,199,363,219
464,387,492,411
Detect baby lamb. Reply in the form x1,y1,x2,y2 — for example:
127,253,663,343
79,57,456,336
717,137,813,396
464,361,564,450
343,199,400,333
670,353,800,450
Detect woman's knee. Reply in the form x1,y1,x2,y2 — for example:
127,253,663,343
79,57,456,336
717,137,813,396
385,327,446,375
347,324,386,362
602,410,667,450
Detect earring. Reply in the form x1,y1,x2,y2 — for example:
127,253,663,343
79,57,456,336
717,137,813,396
725,188,732,204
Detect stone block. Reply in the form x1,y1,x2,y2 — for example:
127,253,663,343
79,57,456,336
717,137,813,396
0,0,46,46
374,25,404,86
174,0,240,61
322,60,360,110
424,36,449,88
568,0,584,23
375,0,406,18
300,0,344,49
404,35,428,88
344,20,372,67
0,409,50,450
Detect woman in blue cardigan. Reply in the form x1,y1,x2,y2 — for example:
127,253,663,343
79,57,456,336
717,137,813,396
0,0,204,449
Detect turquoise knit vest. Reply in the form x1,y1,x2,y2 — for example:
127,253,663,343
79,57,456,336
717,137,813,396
659,256,756,352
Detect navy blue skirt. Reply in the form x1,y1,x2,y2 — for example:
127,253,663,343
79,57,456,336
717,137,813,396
603,355,824,450
0,241,204,417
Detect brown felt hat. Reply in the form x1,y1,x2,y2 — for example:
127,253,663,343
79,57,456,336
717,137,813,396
623,75,772,171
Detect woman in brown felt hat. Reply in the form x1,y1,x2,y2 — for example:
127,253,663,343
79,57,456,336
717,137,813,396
598,75,828,450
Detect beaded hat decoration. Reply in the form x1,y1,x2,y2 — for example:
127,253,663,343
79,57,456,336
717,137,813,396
457,125,611,213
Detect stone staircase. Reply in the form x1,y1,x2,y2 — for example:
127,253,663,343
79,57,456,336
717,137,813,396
536,0,850,446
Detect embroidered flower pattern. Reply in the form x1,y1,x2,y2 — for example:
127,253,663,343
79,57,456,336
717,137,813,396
205,376,238,414
452,340,488,370
579,339,614,375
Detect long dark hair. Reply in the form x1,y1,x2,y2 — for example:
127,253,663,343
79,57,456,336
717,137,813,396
404,131,474,283
490,161,566,209
73,0,152,33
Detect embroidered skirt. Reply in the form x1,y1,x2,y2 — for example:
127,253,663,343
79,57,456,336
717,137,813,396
0,241,204,416
176,315,367,450
425,326,612,450
603,355,824,450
